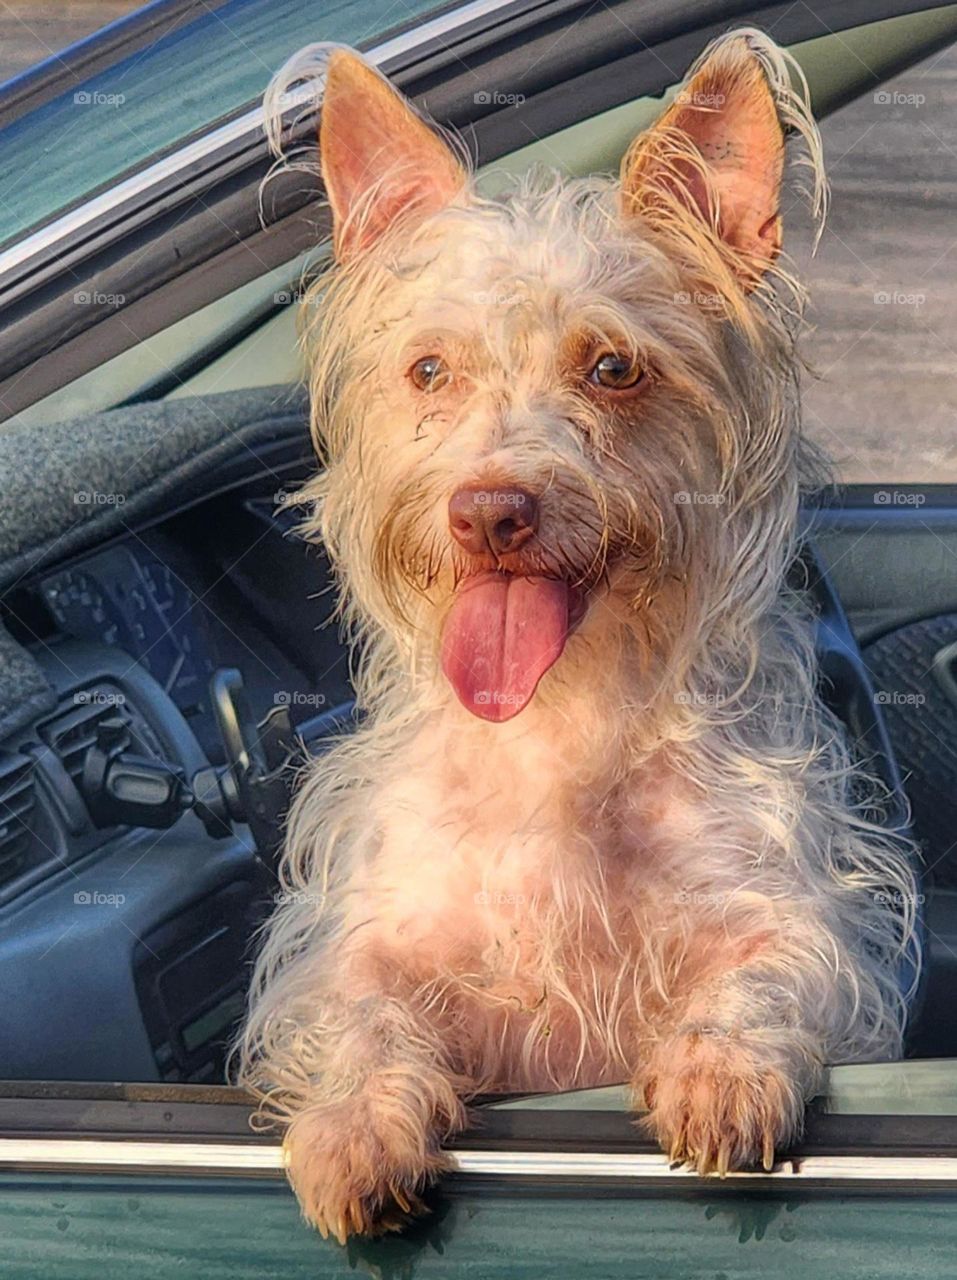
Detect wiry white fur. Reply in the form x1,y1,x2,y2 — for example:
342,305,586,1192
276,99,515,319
263,42,344,166
238,29,920,1241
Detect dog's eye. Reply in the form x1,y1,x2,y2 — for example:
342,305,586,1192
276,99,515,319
588,353,643,390
410,355,453,392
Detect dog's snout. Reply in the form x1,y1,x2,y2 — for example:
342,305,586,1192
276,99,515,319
448,486,539,557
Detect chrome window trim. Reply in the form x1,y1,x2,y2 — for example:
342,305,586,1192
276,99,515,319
454,1150,957,1182
0,0,517,285
3,1138,957,1183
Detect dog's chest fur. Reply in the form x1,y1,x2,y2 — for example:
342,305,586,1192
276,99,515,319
339,702,699,1089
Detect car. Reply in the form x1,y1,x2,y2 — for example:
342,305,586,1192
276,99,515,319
2,0,957,1274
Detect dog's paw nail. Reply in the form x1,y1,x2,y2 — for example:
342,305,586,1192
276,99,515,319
392,1186,411,1213
762,1130,775,1171
344,1202,358,1238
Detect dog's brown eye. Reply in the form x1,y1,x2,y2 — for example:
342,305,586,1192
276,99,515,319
588,353,643,390
410,355,453,392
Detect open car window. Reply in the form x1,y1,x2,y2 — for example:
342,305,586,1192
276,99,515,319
16,5,957,446
3,3,957,1275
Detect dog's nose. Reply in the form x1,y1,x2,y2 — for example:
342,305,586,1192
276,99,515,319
448,486,539,557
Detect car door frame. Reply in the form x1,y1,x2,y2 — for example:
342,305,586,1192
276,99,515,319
0,0,954,420
1,0,957,1239
4,1079,957,1190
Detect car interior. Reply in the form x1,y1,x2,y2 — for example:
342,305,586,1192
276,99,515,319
3,6,957,1091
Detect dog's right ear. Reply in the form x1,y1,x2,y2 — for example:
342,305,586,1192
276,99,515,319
619,31,812,291
320,51,465,260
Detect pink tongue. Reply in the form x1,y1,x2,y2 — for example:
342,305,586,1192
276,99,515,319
441,575,569,722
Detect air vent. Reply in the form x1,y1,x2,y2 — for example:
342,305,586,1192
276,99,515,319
40,682,165,801
41,691,124,791
0,755,36,885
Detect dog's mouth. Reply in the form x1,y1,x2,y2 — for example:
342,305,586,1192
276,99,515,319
441,571,588,722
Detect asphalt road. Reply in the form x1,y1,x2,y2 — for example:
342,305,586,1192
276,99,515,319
800,44,957,483
0,5,955,482
0,2,139,80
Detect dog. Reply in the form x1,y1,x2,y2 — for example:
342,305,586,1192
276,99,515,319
239,29,920,1242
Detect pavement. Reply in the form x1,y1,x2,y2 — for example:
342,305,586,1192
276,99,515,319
0,2,139,80
801,43,957,483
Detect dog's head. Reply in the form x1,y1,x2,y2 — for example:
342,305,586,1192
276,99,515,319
287,31,825,722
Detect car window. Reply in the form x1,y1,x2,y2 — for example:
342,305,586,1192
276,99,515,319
802,37,957,483
0,0,452,252
16,6,957,475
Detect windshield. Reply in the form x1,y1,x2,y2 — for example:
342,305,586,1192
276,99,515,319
0,0,450,252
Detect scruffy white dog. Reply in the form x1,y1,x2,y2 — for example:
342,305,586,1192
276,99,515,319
240,29,918,1241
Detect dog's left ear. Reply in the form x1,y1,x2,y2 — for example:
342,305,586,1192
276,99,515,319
320,50,466,260
621,32,788,288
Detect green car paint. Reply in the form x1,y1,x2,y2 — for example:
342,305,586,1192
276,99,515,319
0,1173,955,1280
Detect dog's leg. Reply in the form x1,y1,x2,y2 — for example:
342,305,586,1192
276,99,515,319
280,989,468,1242
634,939,835,1174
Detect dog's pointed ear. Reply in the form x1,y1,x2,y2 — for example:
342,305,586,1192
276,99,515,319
621,33,788,289
320,50,465,260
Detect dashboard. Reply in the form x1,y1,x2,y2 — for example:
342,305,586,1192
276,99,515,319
3,489,352,761
40,546,218,750
0,474,353,1085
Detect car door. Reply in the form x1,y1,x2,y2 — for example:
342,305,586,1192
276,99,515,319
2,1074,957,1278
816,497,957,1056
3,0,957,1276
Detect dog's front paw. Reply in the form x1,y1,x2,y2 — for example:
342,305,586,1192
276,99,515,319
637,1030,805,1175
284,1100,451,1243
